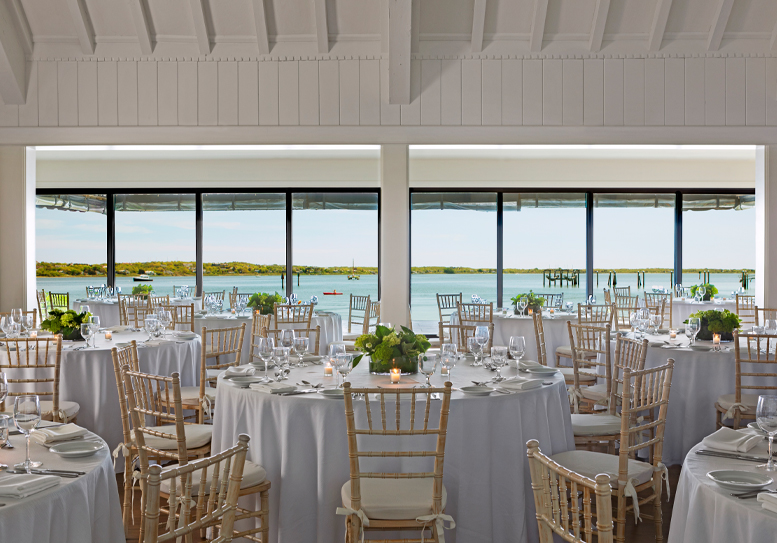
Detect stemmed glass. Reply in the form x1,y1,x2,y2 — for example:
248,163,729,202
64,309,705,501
335,353,353,387
0,372,7,406
20,315,33,337
14,395,42,472
765,319,777,336
89,316,101,347
293,337,309,367
418,353,438,387
565,301,574,313
144,316,158,341
649,314,662,334
518,297,528,317
756,395,777,471
474,326,489,357
686,317,701,345
280,329,295,352
80,322,94,348
697,285,706,302
441,343,458,366
440,354,456,381
10,308,22,326
490,346,508,382
509,336,525,366
467,337,482,366
159,310,172,338
79,304,91,316
256,337,274,382
273,347,289,381
329,343,346,368
0,414,10,471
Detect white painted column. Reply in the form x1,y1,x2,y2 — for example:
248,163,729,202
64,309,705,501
0,146,36,312
755,145,777,307
379,144,410,327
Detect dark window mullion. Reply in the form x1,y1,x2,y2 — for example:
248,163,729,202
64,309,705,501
496,192,504,309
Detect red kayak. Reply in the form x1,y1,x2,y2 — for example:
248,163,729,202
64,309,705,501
323,290,343,295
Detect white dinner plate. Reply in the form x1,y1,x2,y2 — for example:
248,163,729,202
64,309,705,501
115,342,132,348
706,470,773,492
173,331,198,340
460,386,494,396
49,440,105,458
225,376,264,388
747,422,769,435
523,366,559,375
320,389,345,399
690,345,713,351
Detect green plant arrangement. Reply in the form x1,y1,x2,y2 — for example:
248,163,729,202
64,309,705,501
131,284,153,296
689,283,718,301
354,325,431,375
510,291,546,314
247,292,285,315
41,309,92,341
685,309,741,341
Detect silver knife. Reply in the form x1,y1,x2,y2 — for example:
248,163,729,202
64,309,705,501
279,389,319,396
696,449,769,463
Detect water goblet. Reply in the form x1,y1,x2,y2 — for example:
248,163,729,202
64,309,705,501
79,305,91,316
518,297,528,316
490,346,508,382
273,347,288,380
144,316,158,341
474,326,489,354
565,301,574,313
336,353,353,387
0,414,10,470
441,343,458,365
440,354,456,381
0,372,7,406
687,317,701,345
80,323,94,348
587,295,597,305
756,395,777,471
293,337,309,367
418,353,438,387
467,337,482,366
697,286,706,302
328,343,346,368
766,319,777,335
14,395,42,472
649,314,662,334
89,316,101,347
159,310,173,338
509,336,525,365
20,315,33,337
256,337,274,382
280,329,295,351
10,308,22,325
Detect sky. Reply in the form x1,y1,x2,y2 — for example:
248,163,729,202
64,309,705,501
36,199,755,270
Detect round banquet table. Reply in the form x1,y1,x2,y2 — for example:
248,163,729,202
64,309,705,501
0,329,201,462
211,359,574,543
0,429,124,543
194,311,343,361
70,297,203,327
672,298,737,328
668,440,777,543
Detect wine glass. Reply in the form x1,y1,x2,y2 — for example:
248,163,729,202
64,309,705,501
79,304,91,316
467,337,482,366
336,353,353,387
490,346,508,382
14,395,42,472
509,336,525,365
649,314,662,334
518,297,528,316
144,316,158,341
293,337,309,367
0,372,7,409
80,323,94,348
474,325,489,355
256,337,274,382
0,414,10,470
10,308,22,325
687,317,701,344
756,395,777,471
89,316,101,347
565,301,574,313
280,329,295,351
273,347,288,381
0,316,9,338
20,315,33,337
697,286,706,302
440,354,456,381
766,319,777,336
159,310,172,338
441,343,458,365
418,353,438,387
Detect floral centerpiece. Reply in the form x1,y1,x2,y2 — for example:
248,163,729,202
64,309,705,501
690,283,718,301
41,309,92,341
131,284,153,297
510,291,545,314
247,292,285,315
354,325,431,374
685,309,741,341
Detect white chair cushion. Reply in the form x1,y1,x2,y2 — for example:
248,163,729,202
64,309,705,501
550,450,654,489
179,386,216,403
341,478,447,520
131,424,212,450
581,383,607,401
716,394,760,412
206,368,224,379
160,460,266,494
556,346,573,357
41,400,80,418
342,332,362,341
571,414,622,436
557,367,596,382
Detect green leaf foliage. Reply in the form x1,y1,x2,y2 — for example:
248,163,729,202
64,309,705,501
246,292,285,315
685,309,741,334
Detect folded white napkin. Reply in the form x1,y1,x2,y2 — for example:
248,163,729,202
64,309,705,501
224,366,255,377
0,474,60,498
500,378,543,391
31,423,87,445
518,360,542,370
701,427,763,453
249,382,295,394
106,325,130,332
757,492,777,513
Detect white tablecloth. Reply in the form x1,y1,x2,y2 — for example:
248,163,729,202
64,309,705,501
492,312,576,363
672,299,737,328
1,330,201,460
71,297,202,327
668,440,777,543
212,360,574,542
194,311,343,360
0,430,124,543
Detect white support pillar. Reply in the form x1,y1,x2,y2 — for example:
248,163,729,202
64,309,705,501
379,144,410,327
755,145,777,307
0,146,36,312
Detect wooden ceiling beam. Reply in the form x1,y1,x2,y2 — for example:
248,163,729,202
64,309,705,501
64,0,95,55
188,0,212,55
471,0,487,53
251,0,270,55
707,0,734,52
388,0,412,104
589,0,611,53
125,0,154,55
529,0,549,53
0,0,27,104
648,0,673,52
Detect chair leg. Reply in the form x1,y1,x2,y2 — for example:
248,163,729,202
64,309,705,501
261,489,270,542
654,479,664,543
432,519,441,542
616,491,626,543
122,456,133,534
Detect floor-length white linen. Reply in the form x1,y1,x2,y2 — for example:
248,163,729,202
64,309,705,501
71,297,202,327
211,361,574,543
668,440,776,543
0,431,124,543
672,299,737,328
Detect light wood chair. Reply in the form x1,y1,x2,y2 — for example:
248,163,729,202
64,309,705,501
204,290,226,302
118,293,151,328
48,292,70,311
755,306,777,326
339,381,455,543
249,312,272,365
555,303,614,369
736,294,756,326
0,309,37,329
161,303,195,332
180,323,247,424
141,435,251,543
532,311,594,387
0,335,79,422
613,286,631,297
436,293,462,323
568,322,612,414
604,288,612,305
527,439,614,543
346,294,371,336
645,292,672,328
229,291,251,309
125,368,271,543
264,325,321,356
456,302,493,325
273,303,313,327
438,321,493,353
715,331,777,429
534,293,563,308
551,360,674,543
148,294,170,308
36,289,49,320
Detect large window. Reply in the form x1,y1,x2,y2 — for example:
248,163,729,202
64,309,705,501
292,192,379,316
410,192,497,321
682,194,755,296
114,194,196,296
35,194,108,301
503,193,587,308
594,194,675,295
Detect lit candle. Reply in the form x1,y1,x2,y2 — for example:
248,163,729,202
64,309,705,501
669,330,677,340
29,330,37,339
390,368,401,383
440,366,449,376
324,362,333,376
527,308,533,315
713,333,721,345
105,331,112,340
549,309,555,315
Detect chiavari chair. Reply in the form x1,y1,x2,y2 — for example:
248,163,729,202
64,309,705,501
456,302,493,326
567,322,611,414
346,294,371,337
644,292,672,328
36,289,49,320
118,293,151,328
147,294,170,309
161,303,195,332
273,303,314,327
229,291,251,310
736,294,756,326
0,309,37,329
755,306,777,326
48,292,70,311
204,290,226,303
527,440,614,543
532,311,593,387
555,303,614,368
613,286,631,297
338,382,455,543
534,293,563,309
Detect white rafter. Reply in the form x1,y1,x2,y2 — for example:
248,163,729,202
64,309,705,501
251,0,270,55
0,0,26,104
707,0,734,52
529,0,549,53
589,0,611,52
770,18,777,50
64,0,95,55
188,0,212,55
648,0,673,52
471,0,487,53
388,0,412,105
9,0,32,56
314,0,329,54
125,0,154,55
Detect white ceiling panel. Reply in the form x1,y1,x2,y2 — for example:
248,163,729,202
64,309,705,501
21,0,78,38
485,0,534,36
327,0,379,36
146,0,196,38
83,0,135,37
605,0,656,35
266,0,315,36
665,0,716,34
725,0,777,34
545,0,597,37
421,0,475,35
207,0,257,38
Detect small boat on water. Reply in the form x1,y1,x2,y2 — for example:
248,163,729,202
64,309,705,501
323,290,343,295
133,274,153,282
348,259,360,280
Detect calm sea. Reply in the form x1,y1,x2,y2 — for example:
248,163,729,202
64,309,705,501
37,272,753,322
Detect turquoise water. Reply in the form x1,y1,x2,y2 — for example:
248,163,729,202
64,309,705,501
36,272,753,321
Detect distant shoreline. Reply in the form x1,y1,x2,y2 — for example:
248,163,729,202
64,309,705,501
36,261,754,278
